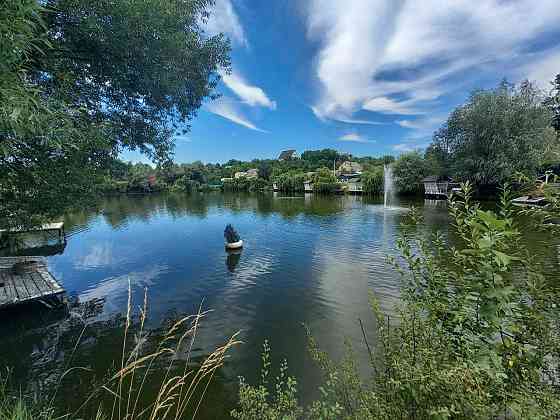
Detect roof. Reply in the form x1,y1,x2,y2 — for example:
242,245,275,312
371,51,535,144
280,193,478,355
278,150,296,160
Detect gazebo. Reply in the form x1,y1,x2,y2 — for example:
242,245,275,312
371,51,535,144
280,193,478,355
422,175,457,198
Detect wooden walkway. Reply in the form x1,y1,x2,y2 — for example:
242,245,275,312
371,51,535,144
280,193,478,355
0,222,65,241
0,257,65,309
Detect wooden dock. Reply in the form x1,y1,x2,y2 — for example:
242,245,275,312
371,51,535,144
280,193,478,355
0,222,65,241
0,257,65,309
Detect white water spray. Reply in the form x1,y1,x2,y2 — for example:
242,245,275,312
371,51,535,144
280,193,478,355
383,164,395,208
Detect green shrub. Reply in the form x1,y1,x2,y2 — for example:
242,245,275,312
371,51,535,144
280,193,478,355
393,151,429,194
273,172,306,192
312,168,338,194
361,167,384,195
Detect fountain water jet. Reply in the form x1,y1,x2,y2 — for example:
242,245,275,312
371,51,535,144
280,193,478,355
383,164,395,208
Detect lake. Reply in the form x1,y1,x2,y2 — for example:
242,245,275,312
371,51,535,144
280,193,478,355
1,192,559,418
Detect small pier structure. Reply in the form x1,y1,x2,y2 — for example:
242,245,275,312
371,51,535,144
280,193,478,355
0,222,66,242
422,176,458,199
0,256,65,309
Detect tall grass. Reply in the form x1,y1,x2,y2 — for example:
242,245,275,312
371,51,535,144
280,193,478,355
1,284,240,419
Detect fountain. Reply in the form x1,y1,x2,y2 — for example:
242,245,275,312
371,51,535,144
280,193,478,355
383,164,395,208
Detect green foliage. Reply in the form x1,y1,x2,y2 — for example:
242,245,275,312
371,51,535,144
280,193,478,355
223,177,268,193
361,167,384,195
233,184,560,419
232,341,303,420
393,151,429,194
300,149,341,168
273,172,306,193
545,74,560,136
0,0,230,228
312,167,338,194
0,374,54,420
38,0,230,160
431,80,557,187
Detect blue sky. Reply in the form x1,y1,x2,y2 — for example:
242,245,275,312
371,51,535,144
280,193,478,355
124,0,560,164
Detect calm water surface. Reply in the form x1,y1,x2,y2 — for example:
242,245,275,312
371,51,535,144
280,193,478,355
1,193,558,417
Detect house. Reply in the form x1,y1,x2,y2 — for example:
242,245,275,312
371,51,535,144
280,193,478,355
278,150,297,161
422,175,457,198
246,168,259,178
338,161,362,174
234,169,259,179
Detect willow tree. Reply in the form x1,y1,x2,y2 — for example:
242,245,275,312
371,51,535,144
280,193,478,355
1,0,230,228
429,80,556,188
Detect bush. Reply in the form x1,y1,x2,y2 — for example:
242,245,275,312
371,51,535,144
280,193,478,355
312,167,338,194
273,172,306,193
361,167,384,195
393,151,429,194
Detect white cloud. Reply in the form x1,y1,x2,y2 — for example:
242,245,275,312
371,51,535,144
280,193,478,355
396,116,446,138
522,47,560,88
363,97,424,116
221,70,276,109
392,142,428,153
307,0,560,127
173,135,191,143
339,133,375,144
206,98,268,132
205,0,247,47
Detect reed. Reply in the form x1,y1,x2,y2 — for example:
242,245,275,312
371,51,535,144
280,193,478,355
1,284,240,420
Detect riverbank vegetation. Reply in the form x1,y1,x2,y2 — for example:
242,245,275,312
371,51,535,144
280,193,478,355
97,151,394,195
0,291,240,420
232,185,560,418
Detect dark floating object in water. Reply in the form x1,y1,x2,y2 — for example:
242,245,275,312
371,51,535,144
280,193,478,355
224,224,243,249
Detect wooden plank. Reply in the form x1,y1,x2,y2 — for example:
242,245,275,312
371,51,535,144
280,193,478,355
0,256,65,309
12,275,30,301
0,272,11,306
0,222,64,234
0,272,18,305
23,273,42,297
41,270,64,293
30,272,51,294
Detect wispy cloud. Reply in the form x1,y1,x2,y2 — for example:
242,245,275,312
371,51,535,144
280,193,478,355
206,98,268,132
221,70,277,109
173,135,192,143
392,141,429,153
205,0,247,47
396,116,446,139
339,133,375,144
306,0,560,131
521,46,560,88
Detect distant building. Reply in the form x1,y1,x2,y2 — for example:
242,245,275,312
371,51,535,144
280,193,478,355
246,168,259,178
338,161,363,174
278,150,297,161
220,177,234,182
234,169,259,179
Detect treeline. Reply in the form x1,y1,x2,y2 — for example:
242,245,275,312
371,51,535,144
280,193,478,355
100,151,394,195
392,79,560,195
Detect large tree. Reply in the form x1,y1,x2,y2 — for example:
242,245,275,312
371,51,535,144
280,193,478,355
1,0,230,228
545,74,560,137
430,80,556,187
